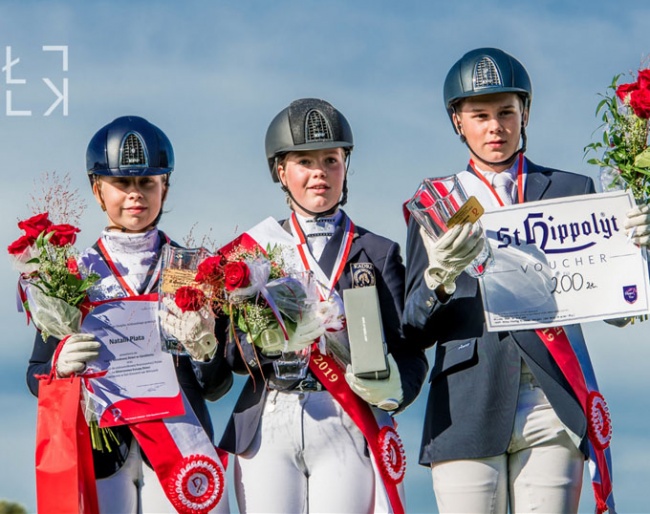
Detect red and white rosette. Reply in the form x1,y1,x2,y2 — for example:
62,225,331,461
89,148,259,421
587,391,612,451
377,425,406,485
166,454,225,514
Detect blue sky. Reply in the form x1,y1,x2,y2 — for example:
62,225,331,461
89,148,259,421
2,1,650,512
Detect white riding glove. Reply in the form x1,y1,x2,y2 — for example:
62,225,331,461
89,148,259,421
256,308,326,356
420,224,485,293
55,333,101,378
624,204,650,247
160,296,217,361
345,354,404,411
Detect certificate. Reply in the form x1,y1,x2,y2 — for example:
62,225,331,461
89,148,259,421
479,191,650,331
81,296,185,427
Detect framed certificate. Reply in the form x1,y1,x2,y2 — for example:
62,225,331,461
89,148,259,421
81,295,185,427
479,191,650,331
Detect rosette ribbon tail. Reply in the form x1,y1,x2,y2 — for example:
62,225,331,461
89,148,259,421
16,278,32,325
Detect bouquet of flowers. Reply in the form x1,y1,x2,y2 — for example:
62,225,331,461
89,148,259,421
171,240,343,377
585,61,650,200
8,212,99,341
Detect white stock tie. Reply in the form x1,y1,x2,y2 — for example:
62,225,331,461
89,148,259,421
308,233,329,260
304,217,338,261
493,172,514,205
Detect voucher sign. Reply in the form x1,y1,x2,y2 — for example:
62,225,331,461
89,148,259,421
81,296,185,427
479,191,650,331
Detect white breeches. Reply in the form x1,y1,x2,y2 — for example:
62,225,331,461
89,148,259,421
431,365,585,514
234,389,377,514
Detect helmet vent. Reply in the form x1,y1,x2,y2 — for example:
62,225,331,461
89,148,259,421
305,110,333,142
473,57,503,90
120,133,147,167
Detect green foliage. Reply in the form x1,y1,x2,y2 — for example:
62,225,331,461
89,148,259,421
28,231,99,308
0,500,28,514
585,72,650,200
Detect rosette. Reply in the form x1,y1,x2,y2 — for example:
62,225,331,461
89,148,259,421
166,454,225,514
377,425,406,485
588,391,613,450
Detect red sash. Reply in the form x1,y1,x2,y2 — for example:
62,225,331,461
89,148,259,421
309,348,406,514
129,401,226,513
90,237,227,513
536,326,615,513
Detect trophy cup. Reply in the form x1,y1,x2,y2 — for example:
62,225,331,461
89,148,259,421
158,244,212,354
406,175,493,277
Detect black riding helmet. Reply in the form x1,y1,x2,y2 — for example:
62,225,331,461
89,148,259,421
443,48,532,167
265,98,353,217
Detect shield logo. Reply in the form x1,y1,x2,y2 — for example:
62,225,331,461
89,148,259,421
623,285,638,304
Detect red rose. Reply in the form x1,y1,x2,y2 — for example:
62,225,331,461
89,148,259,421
17,212,52,239
7,234,35,255
47,224,80,247
630,87,650,119
638,69,650,90
195,255,225,284
224,261,251,291
174,286,206,313
616,81,638,102
67,257,80,278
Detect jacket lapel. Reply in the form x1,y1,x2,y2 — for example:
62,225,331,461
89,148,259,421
524,160,551,201
317,211,362,280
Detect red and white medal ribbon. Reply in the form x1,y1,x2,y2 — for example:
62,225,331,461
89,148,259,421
289,212,355,299
469,154,526,206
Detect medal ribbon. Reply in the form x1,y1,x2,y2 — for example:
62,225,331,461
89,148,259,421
289,212,355,298
94,231,169,297
469,154,525,206
535,326,615,513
